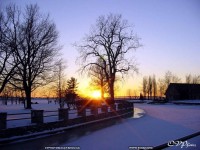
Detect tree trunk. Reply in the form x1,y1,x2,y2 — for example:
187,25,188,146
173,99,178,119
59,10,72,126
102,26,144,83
109,81,115,103
101,86,104,100
25,88,32,109
100,80,105,100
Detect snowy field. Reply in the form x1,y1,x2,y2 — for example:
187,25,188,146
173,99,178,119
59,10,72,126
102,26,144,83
61,103,200,150
0,98,72,128
0,99,200,149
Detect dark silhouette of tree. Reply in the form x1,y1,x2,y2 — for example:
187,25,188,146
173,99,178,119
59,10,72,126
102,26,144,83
158,78,166,97
0,6,19,93
185,74,200,84
164,71,181,87
192,75,200,84
142,76,148,97
185,74,192,84
65,77,78,102
147,76,152,99
88,59,107,99
152,75,157,99
76,14,141,102
54,59,66,108
1,4,59,109
158,71,181,97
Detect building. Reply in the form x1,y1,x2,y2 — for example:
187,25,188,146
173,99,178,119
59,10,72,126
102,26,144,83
165,83,200,100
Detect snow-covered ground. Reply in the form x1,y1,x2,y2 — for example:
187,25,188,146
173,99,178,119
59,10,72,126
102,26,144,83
61,103,200,150
1,99,200,150
0,98,71,128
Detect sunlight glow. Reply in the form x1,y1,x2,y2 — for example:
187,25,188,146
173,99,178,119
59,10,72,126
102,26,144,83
91,90,101,99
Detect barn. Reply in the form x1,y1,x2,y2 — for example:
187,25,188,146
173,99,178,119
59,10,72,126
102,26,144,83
165,83,200,100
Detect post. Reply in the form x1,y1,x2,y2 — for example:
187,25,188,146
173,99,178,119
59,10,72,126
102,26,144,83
77,106,86,117
31,110,44,124
102,105,108,113
0,113,7,130
118,103,124,110
91,106,98,116
59,108,69,120
110,104,116,111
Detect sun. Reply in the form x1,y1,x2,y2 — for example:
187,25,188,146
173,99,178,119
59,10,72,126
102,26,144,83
91,90,101,99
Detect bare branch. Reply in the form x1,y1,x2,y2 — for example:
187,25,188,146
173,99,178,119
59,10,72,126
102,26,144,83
76,13,142,100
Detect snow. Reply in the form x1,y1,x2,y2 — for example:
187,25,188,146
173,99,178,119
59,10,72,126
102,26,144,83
61,103,200,150
0,99,200,149
1,98,83,128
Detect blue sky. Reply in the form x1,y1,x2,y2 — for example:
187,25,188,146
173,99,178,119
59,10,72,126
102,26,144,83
1,0,200,95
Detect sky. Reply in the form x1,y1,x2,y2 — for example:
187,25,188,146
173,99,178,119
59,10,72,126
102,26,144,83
1,0,200,96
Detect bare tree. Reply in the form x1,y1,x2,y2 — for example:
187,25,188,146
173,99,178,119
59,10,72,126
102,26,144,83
158,79,165,97
186,74,200,84
185,74,192,84
157,71,181,97
147,76,152,99
76,14,141,102
0,6,19,93
88,59,107,99
192,75,200,84
142,76,148,97
54,59,67,108
164,71,181,87
152,75,157,99
2,4,59,109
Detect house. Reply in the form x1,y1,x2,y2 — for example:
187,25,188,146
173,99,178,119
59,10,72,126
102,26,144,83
165,83,200,100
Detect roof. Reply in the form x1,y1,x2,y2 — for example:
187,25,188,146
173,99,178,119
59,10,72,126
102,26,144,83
165,83,200,95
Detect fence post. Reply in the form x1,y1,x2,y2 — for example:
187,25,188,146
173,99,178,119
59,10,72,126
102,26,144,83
102,105,108,113
77,106,86,117
31,110,44,124
132,102,134,113
91,106,98,116
0,112,7,130
110,104,116,111
118,103,123,110
59,108,69,120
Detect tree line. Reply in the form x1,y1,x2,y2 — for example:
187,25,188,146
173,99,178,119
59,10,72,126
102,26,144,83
142,71,200,97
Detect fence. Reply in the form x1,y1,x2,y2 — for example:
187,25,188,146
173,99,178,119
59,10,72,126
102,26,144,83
0,102,134,132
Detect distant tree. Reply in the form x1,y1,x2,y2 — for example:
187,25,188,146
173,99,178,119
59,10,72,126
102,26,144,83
192,75,200,84
127,89,132,98
147,76,152,99
142,76,148,97
152,75,157,99
157,71,181,97
158,79,165,97
65,77,78,102
76,13,141,102
185,74,192,84
88,59,107,99
186,74,200,84
164,71,181,87
2,4,60,109
54,59,67,108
